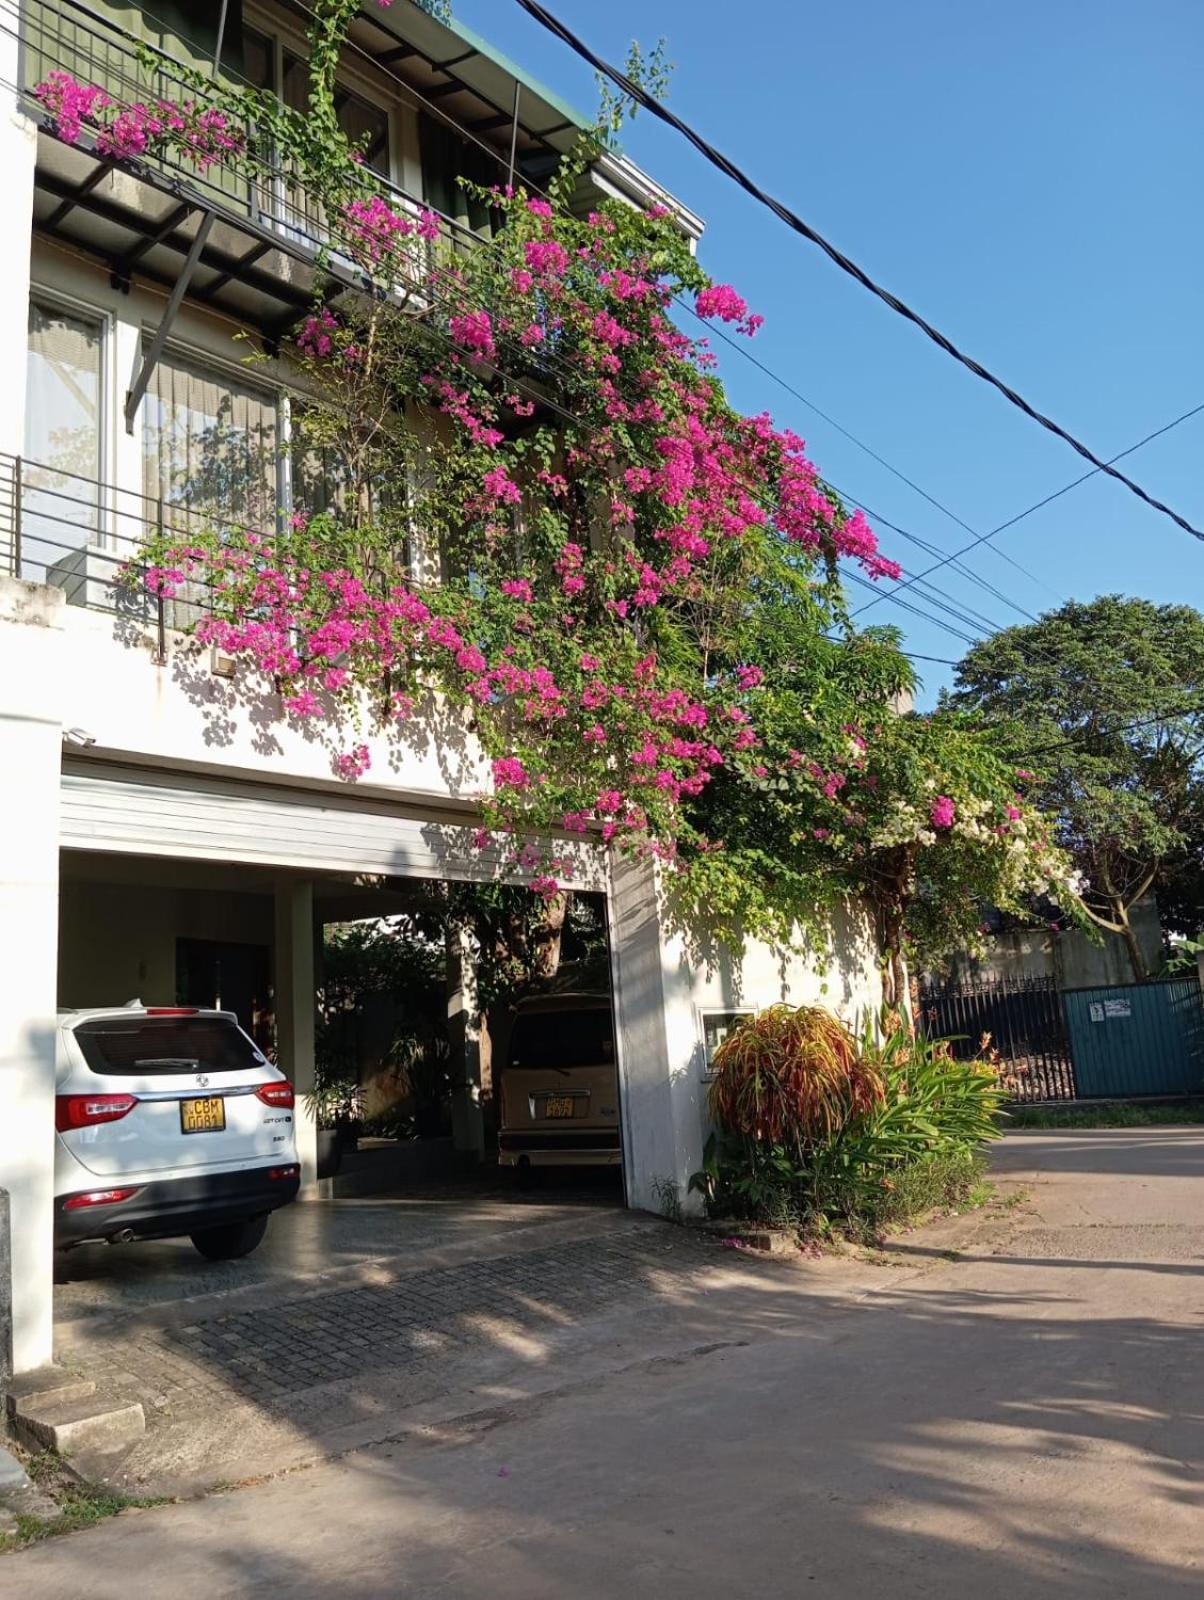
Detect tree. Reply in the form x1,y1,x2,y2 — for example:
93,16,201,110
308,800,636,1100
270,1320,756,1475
946,596,1204,980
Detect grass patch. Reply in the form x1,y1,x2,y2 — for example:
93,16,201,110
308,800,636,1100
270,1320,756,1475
0,1453,167,1553
1007,1101,1204,1129
868,1149,989,1226
836,1149,991,1244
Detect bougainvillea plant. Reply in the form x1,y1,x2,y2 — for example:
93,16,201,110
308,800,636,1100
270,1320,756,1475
32,0,1085,991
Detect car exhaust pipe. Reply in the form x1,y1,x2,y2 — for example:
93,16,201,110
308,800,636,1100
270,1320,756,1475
110,1228,137,1244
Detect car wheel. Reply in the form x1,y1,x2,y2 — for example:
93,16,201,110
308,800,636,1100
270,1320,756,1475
190,1214,268,1261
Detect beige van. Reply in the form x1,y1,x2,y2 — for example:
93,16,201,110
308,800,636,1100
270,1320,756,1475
497,993,620,1175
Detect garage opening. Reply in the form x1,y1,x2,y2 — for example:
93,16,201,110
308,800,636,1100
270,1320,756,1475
313,876,620,1206
56,849,623,1227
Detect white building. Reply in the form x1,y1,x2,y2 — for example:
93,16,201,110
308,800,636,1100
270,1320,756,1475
0,0,884,1378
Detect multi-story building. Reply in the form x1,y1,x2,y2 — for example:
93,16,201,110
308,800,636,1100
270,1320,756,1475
0,0,883,1378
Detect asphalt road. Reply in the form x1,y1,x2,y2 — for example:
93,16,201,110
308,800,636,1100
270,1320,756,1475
10,1129,1204,1597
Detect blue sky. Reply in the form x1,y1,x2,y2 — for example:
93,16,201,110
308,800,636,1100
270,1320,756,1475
452,0,1203,704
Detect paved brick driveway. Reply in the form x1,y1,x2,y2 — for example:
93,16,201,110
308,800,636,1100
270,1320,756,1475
53,1191,727,1488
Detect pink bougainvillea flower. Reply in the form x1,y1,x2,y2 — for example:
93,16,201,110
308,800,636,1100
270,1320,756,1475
931,795,956,830
492,756,531,790
449,309,495,359
333,744,371,781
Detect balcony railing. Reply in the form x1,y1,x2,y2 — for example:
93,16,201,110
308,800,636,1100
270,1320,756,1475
7,0,486,307
0,452,439,664
0,450,238,650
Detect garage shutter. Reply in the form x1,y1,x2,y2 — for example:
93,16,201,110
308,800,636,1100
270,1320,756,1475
59,762,606,890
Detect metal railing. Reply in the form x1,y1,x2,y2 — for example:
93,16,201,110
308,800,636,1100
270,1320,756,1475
917,973,1077,1103
0,449,230,651
7,0,487,295
0,452,437,662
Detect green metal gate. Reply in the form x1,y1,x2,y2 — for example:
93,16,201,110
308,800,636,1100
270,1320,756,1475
1062,980,1204,1098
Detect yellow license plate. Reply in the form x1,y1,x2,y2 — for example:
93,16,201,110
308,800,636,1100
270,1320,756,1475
180,1096,226,1134
543,1095,575,1119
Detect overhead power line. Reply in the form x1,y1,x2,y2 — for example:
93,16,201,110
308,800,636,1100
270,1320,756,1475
515,0,1204,542
1021,701,1204,759
853,397,1204,618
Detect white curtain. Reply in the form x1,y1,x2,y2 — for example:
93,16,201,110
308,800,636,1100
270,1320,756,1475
142,350,279,534
23,303,102,584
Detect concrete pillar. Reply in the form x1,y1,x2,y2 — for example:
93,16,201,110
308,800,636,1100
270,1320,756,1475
0,579,66,1373
274,878,318,1193
608,857,706,1217
446,923,484,1159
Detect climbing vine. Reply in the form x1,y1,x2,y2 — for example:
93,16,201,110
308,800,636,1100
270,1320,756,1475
31,2,1085,986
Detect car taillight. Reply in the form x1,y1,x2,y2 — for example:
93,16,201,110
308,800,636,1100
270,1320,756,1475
255,1081,295,1109
269,1165,299,1181
62,1187,141,1211
55,1093,138,1132
144,1007,199,1016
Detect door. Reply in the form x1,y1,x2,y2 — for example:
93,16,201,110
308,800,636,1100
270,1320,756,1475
177,938,273,1051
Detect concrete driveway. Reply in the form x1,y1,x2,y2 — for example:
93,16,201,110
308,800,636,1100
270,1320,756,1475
11,1128,1204,1596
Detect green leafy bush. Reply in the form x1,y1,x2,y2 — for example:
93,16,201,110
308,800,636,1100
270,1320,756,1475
707,1005,884,1147
691,1005,1003,1237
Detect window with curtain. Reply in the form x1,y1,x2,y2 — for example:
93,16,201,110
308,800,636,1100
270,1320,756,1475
281,53,391,175
276,51,391,240
142,351,279,531
23,302,103,583
420,113,505,245
290,412,354,521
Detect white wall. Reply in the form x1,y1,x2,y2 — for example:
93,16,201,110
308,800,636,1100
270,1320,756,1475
611,859,885,1217
58,878,274,1009
52,595,490,805
945,897,1164,990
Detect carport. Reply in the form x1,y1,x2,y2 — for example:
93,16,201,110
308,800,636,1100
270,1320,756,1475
57,756,616,1189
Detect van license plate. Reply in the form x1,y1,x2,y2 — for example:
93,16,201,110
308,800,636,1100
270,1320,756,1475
543,1096,575,1119
180,1096,226,1134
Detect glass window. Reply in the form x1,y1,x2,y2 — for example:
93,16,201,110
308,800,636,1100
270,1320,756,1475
701,1011,752,1076
282,52,390,176
242,28,274,94
289,405,355,521
508,1007,614,1071
23,302,103,583
142,350,279,529
420,112,504,242
74,1014,264,1076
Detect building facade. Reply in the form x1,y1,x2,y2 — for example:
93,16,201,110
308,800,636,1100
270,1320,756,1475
0,0,884,1377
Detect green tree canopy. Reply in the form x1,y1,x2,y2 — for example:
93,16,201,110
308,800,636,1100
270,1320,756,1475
946,595,1204,978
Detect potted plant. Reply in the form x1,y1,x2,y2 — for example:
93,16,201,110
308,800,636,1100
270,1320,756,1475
305,1062,365,1178
390,1034,452,1140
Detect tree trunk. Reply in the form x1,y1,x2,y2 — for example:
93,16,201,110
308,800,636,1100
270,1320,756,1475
1113,898,1149,984
877,846,915,1013
534,891,571,979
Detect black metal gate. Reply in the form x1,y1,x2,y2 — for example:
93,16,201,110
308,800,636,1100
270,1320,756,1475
917,975,1076,1102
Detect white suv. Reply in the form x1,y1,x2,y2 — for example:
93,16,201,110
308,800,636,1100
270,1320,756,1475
54,1003,299,1259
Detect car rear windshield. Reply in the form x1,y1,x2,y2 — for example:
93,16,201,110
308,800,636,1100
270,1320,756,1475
73,1015,263,1076
508,1008,614,1071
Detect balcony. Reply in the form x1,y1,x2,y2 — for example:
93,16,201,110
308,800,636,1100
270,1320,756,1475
0,449,441,662
0,449,234,648
6,0,494,339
